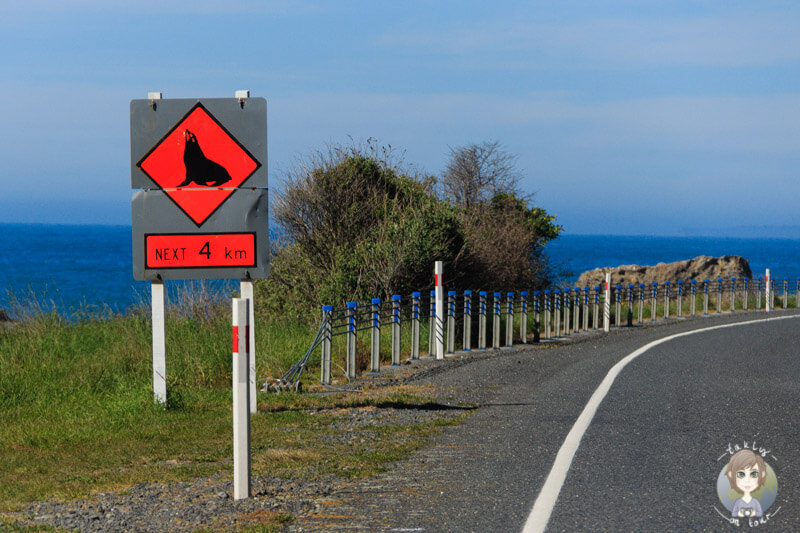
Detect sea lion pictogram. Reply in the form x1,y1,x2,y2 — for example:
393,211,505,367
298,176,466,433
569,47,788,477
177,130,233,187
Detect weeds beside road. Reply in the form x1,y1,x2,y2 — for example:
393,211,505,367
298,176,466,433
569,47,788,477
0,307,468,532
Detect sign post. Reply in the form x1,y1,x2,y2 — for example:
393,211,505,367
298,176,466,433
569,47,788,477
131,91,267,499
232,297,251,500
240,279,256,414
152,280,166,405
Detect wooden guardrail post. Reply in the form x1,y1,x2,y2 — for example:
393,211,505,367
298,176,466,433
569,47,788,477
446,291,456,354
520,291,528,344
506,292,515,346
370,298,381,373
651,282,658,321
493,292,502,348
554,289,561,337
756,277,762,310
479,291,488,349
429,290,436,356
321,305,332,384
533,291,541,343
411,292,420,360
545,290,552,339
463,291,472,351
638,283,645,324
346,302,357,379
583,287,590,331
391,295,401,366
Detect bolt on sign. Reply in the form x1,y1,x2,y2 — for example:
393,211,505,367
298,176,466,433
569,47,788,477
130,96,268,281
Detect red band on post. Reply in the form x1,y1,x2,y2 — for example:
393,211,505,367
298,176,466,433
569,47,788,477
232,326,239,353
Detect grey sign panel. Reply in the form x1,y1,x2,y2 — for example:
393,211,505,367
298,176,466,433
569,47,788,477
130,95,269,281
130,97,267,189
132,188,269,281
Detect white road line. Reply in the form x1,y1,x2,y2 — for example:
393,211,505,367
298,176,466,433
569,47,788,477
521,314,800,533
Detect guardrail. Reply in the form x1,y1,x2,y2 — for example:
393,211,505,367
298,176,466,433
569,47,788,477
275,274,799,389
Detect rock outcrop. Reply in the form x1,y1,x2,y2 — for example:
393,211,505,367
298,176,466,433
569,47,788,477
574,255,753,288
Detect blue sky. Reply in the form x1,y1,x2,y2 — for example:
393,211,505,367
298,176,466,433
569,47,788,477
1,1,799,236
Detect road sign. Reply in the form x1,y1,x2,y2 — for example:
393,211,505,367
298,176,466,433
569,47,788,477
136,103,261,226
131,96,268,281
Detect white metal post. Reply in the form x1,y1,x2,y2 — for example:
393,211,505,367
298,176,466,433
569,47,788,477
151,280,167,405
240,280,256,414
603,273,611,332
232,297,251,500
434,261,444,360
765,269,772,312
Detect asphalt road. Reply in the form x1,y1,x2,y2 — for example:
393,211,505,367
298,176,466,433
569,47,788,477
295,310,800,532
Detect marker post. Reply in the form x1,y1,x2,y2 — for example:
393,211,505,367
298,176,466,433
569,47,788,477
232,297,251,500
603,273,611,332
240,279,256,414
765,269,772,312
434,262,445,360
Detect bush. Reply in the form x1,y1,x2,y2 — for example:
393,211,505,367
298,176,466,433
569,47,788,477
261,145,462,312
259,141,562,313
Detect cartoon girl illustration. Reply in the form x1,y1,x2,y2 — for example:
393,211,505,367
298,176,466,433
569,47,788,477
725,449,767,518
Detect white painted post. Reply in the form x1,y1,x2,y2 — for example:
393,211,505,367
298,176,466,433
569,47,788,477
583,287,590,331
479,291,488,348
493,292,502,348
391,295,401,366
370,298,381,373
411,292,421,360
232,297,251,500
434,262,444,360
506,292,514,346
240,280,256,414
544,290,551,339
765,269,772,312
446,291,456,354
638,284,644,324
346,302,357,378
463,291,472,351
554,290,561,337
520,291,528,344
152,280,167,405
321,306,332,385
603,273,611,332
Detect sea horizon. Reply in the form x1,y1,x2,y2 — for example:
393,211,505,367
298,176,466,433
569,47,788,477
2,222,800,313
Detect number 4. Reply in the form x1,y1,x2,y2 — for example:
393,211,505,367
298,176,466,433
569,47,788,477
199,241,211,259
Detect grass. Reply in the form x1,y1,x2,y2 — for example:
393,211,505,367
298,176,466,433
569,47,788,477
0,296,468,532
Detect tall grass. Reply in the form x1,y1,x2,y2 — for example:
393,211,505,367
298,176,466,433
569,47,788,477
0,283,322,510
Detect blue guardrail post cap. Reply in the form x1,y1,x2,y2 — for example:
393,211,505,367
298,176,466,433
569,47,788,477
322,305,333,311
347,301,357,308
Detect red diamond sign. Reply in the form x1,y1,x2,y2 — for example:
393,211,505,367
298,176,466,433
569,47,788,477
136,102,261,226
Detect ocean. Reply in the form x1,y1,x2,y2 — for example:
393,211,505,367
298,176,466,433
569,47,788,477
1,224,799,314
